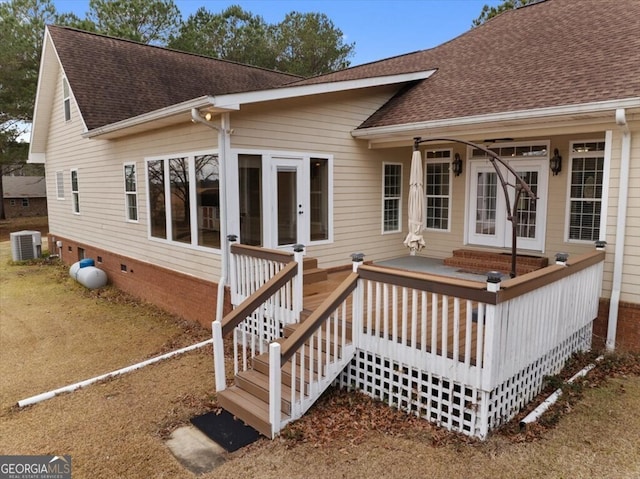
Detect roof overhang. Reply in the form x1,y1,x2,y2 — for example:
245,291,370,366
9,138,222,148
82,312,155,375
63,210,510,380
84,70,436,139
353,97,640,148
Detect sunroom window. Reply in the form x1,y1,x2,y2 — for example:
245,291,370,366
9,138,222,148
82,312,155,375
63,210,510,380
146,152,220,249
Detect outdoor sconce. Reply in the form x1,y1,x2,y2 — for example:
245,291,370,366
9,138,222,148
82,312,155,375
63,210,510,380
550,148,562,175
452,153,463,176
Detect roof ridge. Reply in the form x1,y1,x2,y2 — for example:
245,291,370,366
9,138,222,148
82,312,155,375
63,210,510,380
46,25,302,80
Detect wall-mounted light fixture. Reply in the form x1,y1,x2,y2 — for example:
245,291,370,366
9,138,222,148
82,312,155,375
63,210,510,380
452,153,463,176
550,148,562,175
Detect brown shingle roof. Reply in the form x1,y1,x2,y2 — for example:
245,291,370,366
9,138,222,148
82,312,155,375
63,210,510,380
288,0,640,129
48,26,301,130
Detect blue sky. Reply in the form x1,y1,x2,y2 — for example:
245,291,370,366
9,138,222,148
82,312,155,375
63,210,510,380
52,0,502,66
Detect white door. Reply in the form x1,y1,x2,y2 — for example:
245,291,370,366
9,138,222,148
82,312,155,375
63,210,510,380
468,159,547,251
271,158,306,248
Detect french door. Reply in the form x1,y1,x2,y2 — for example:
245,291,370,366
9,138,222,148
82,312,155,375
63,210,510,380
468,159,548,251
272,158,305,248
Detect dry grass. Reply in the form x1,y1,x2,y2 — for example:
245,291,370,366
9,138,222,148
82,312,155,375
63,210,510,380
1,225,640,478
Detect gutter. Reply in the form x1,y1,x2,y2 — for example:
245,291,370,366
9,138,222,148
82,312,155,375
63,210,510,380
191,108,231,325
351,97,640,140
607,109,632,351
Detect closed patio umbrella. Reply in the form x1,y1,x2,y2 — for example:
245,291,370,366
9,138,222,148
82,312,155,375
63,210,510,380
403,148,426,255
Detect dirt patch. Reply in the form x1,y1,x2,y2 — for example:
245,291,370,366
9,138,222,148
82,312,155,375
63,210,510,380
0,215,48,242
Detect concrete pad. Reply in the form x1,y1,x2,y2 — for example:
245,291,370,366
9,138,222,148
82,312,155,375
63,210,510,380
166,425,227,475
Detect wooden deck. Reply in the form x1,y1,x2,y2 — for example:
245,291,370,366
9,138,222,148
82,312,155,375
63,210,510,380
303,268,482,365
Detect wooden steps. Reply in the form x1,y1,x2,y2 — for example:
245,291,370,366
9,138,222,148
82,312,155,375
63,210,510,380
443,249,548,276
303,257,327,285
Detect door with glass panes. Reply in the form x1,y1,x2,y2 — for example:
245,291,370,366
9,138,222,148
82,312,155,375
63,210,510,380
467,144,548,251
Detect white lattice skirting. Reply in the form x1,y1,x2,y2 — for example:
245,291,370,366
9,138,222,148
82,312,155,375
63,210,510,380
339,322,593,439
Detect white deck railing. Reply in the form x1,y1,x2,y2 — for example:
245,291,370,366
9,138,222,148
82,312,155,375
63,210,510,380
212,244,304,391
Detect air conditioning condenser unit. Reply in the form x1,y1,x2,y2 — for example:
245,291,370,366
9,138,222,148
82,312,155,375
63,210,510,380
10,230,42,261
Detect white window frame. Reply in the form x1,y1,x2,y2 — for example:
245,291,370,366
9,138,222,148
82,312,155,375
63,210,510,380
145,150,221,252
465,141,549,251
382,162,402,234
63,77,71,122
425,149,452,232
70,168,79,214
124,162,138,222
56,171,65,199
564,139,606,244
227,149,334,249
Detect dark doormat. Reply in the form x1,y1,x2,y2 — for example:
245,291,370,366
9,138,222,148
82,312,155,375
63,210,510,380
190,410,261,452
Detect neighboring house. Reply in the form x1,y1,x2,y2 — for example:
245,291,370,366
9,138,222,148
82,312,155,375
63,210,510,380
29,0,639,438
2,176,47,218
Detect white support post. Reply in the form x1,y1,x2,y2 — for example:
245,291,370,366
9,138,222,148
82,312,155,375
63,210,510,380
228,235,238,306
269,342,282,439
293,244,305,318
351,253,364,349
212,321,226,392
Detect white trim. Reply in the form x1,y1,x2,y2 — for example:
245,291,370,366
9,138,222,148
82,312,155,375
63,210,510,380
600,130,613,242
466,140,549,252
424,149,453,233
70,168,79,214
123,162,139,223
382,161,403,234
144,149,223,253
83,71,435,139
351,97,640,139
55,171,65,200
212,70,436,109
83,96,216,138
564,139,606,244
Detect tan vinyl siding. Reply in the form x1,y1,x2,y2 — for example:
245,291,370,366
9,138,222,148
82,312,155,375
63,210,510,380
44,73,221,280
619,127,640,303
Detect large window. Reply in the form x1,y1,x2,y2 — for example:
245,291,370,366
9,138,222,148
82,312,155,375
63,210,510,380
425,150,451,231
383,162,402,233
146,152,220,249
568,141,605,242
70,169,79,213
124,163,138,221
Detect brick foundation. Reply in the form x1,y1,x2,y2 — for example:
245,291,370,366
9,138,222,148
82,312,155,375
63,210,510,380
593,298,640,352
49,234,231,328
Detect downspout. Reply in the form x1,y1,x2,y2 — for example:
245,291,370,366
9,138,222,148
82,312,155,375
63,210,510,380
607,108,632,351
191,108,231,324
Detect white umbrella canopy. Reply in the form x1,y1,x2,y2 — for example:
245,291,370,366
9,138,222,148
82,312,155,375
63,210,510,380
403,149,426,255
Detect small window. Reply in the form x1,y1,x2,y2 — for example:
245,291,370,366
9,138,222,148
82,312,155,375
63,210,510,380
63,77,71,122
124,163,138,221
56,171,65,199
382,162,402,233
10,199,16,206
568,141,605,242
70,169,79,213
425,150,451,231
22,198,30,207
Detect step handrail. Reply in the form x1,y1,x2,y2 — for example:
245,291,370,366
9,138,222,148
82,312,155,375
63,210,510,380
221,260,299,336
280,271,359,364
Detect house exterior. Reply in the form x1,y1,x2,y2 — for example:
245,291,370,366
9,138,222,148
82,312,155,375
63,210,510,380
30,0,639,360
2,176,47,218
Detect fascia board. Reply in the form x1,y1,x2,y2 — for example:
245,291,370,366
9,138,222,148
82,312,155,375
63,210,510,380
352,97,640,139
82,96,219,138
211,70,437,109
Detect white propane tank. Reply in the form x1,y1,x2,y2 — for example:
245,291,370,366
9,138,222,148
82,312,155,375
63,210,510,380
76,266,108,289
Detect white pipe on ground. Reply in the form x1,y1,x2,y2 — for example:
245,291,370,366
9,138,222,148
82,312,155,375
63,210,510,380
519,355,604,428
17,338,213,407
